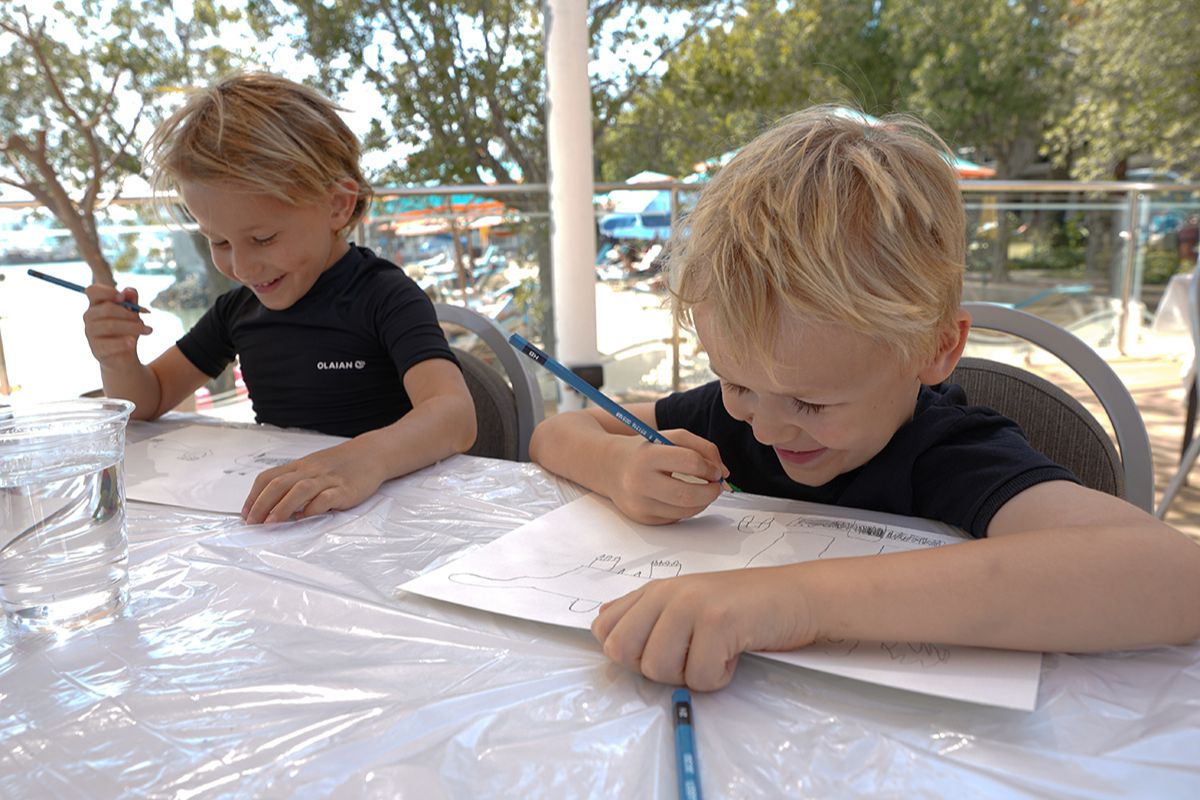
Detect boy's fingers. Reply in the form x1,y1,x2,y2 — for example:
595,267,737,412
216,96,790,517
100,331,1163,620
662,429,725,467
265,480,323,523
88,318,152,338
301,487,342,518
684,623,740,692
592,588,642,641
84,284,121,303
243,472,294,523
650,447,724,484
600,589,668,669
638,607,694,685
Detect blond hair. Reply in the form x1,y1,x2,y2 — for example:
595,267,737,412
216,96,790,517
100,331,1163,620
668,105,966,366
145,71,372,235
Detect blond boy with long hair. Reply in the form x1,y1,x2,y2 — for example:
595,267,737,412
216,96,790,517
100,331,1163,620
531,106,1200,691
83,72,476,524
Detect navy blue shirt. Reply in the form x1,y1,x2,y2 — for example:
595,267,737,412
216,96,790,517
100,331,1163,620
177,245,456,438
655,380,1078,538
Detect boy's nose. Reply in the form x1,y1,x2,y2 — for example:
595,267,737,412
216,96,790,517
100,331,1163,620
747,411,797,447
229,250,257,282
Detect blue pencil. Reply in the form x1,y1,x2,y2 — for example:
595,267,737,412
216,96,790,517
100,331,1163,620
27,268,149,314
510,332,729,487
509,332,671,443
672,688,703,800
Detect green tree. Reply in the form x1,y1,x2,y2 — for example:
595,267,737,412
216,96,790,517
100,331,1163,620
1045,0,1200,180
248,0,732,187
0,0,245,285
597,0,901,181
248,0,733,352
884,0,1069,179
882,0,1070,281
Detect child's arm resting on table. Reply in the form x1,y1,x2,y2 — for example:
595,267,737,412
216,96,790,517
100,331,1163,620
84,285,210,419
529,404,728,525
593,480,1200,691
242,357,476,524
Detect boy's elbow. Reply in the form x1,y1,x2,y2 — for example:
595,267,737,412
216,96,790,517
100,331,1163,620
451,395,477,454
528,417,555,464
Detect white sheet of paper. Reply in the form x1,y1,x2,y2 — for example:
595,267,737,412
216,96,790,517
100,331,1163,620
124,424,347,514
400,493,1042,710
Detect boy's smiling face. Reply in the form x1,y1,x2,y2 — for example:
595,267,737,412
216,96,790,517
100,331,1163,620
695,304,962,487
180,180,355,311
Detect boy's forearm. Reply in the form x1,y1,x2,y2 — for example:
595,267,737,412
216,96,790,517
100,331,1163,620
99,360,162,420
529,413,627,497
353,392,476,482
800,524,1200,653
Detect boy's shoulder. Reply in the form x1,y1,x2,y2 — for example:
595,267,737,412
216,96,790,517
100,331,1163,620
322,245,427,301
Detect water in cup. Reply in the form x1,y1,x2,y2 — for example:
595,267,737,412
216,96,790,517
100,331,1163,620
0,398,135,632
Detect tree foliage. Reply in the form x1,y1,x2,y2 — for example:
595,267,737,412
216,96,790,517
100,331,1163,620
596,0,900,180
1045,0,1200,180
246,0,734,194
0,0,246,284
883,0,1071,178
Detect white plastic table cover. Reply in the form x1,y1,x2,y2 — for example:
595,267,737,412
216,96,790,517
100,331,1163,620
3,416,1200,798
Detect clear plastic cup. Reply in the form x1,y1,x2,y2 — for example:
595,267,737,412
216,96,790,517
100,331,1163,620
0,398,135,632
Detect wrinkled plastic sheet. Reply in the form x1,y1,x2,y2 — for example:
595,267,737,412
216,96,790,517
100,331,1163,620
3,419,1200,798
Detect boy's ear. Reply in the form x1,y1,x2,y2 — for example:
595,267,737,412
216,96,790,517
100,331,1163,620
328,178,359,230
916,309,971,385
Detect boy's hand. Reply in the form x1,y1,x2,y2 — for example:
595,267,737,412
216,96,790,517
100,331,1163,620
241,440,386,524
608,428,728,525
83,285,152,365
591,566,816,691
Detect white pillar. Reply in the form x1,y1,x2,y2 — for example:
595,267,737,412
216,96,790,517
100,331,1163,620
544,0,599,411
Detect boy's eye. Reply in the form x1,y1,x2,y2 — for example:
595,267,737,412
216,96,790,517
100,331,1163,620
721,381,748,395
209,240,229,248
253,234,277,246
791,398,826,414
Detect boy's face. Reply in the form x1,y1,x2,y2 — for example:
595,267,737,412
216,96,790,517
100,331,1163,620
695,305,939,487
180,181,355,311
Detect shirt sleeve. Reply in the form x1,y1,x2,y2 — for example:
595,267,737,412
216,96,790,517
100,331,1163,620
175,290,240,378
907,403,1080,538
655,380,722,434
366,268,458,379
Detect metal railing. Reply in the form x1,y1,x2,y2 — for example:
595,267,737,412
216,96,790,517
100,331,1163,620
1,179,1199,401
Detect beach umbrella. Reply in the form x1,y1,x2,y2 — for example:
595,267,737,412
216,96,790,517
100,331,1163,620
598,170,676,240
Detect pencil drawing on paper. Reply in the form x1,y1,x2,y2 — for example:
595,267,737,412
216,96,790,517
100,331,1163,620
440,512,939,617
399,496,1042,710
449,554,682,613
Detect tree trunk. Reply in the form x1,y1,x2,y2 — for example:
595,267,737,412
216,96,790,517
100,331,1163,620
47,201,115,287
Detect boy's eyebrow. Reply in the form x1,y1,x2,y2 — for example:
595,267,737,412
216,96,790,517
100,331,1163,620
196,224,270,239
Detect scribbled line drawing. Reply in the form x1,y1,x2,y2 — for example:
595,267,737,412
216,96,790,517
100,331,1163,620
880,641,950,666
448,554,682,613
811,638,861,657
223,450,299,477
444,512,946,617
806,639,951,667
149,438,213,461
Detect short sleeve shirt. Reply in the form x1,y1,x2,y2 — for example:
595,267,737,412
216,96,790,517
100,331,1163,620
177,245,456,438
655,380,1079,538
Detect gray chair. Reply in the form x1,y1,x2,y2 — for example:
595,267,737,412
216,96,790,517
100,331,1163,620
1157,269,1200,518
959,302,1154,513
435,303,543,461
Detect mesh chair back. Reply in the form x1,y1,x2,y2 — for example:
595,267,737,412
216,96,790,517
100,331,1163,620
452,346,521,461
435,303,544,462
963,302,1153,512
949,357,1122,498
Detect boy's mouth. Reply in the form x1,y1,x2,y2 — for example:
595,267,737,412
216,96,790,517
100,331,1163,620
774,446,827,465
251,276,284,293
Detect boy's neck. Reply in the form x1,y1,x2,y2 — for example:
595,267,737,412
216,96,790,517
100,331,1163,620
324,237,352,269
